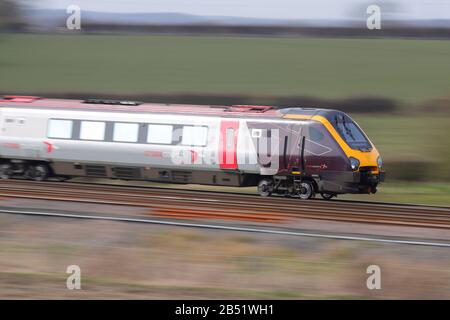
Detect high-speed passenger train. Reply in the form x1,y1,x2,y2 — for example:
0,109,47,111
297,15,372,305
0,95,385,199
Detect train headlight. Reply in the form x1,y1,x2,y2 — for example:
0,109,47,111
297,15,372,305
349,157,360,171
377,156,383,168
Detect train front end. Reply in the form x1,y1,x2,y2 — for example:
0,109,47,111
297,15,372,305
283,109,385,197
324,111,385,194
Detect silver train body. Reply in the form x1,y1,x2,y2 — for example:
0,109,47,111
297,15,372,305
0,105,301,186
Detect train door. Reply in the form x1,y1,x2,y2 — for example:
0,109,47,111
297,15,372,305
219,120,239,169
286,123,304,173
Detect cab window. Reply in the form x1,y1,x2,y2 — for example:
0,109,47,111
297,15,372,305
332,115,371,150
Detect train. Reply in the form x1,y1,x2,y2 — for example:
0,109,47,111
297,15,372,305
0,95,385,199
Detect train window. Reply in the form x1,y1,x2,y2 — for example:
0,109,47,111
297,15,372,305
47,119,73,139
147,124,173,144
181,126,208,146
309,126,324,142
80,121,106,141
335,121,370,149
336,123,367,143
251,129,262,138
113,122,139,142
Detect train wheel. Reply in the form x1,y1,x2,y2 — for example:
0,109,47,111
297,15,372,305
298,181,315,200
26,163,50,181
258,179,273,197
320,193,335,200
0,163,13,179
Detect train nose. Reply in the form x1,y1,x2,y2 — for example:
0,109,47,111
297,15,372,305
359,167,385,194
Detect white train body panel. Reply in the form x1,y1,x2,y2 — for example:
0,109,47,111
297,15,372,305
0,107,292,175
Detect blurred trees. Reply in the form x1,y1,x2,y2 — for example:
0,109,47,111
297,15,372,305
0,0,25,30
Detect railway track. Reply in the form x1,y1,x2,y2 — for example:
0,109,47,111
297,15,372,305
2,207,450,248
0,179,449,229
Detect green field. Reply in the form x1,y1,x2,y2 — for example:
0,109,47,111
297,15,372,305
354,115,447,161
352,115,450,182
1,33,450,103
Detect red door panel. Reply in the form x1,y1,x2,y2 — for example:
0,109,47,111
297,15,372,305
219,120,239,169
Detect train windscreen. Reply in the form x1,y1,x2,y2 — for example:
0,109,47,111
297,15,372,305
333,116,372,151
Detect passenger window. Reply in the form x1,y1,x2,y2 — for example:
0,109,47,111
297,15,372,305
147,124,173,144
181,126,208,146
48,119,73,139
80,121,106,141
113,122,139,142
309,126,324,142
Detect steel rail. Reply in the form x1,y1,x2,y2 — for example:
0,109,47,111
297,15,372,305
1,207,449,248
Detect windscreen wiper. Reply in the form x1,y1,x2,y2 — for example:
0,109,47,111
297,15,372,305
342,116,356,141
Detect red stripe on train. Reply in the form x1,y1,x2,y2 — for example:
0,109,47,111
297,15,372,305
219,120,239,169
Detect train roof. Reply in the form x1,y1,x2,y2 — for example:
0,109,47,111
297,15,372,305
0,95,344,120
279,107,348,123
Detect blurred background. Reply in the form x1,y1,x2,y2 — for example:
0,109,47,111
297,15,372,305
0,0,449,205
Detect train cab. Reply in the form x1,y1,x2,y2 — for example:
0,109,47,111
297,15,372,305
276,108,385,199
